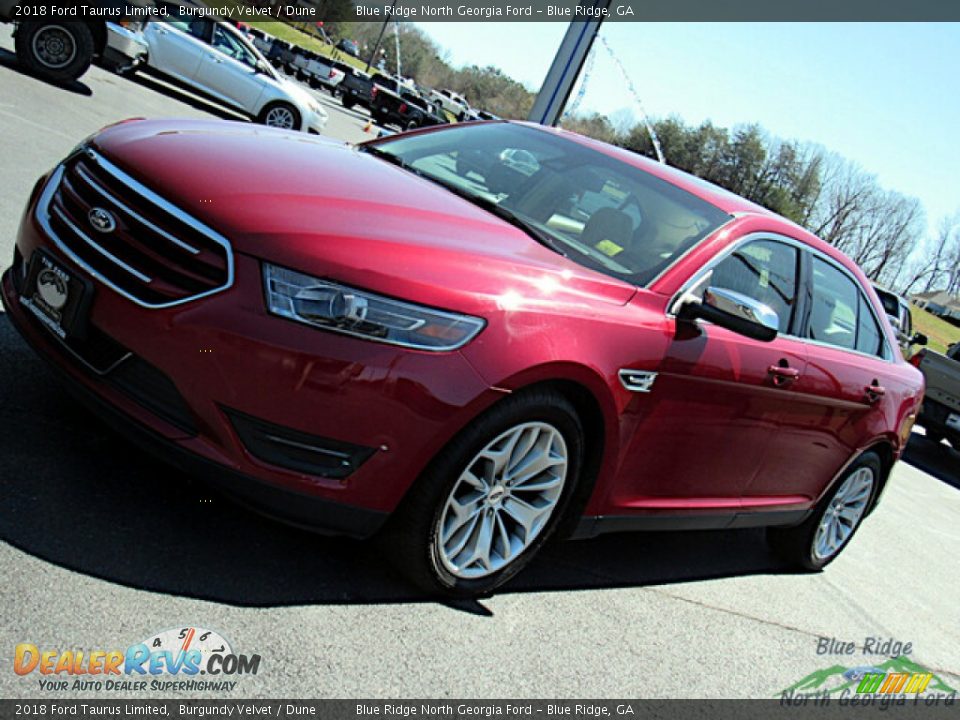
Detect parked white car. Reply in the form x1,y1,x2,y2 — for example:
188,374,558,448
429,88,470,119
142,14,327,133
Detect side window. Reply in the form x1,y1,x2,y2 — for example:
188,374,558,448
212,26,257,67
899,302,912,336
808,257,859,350
809,257,888,358
710,239,799,333
856,294,883,356
189,20,212,42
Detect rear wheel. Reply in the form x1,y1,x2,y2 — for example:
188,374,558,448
382,390,584,597
15,22,94,82
767,452,880,571
341,95,356,109
258,102,300,131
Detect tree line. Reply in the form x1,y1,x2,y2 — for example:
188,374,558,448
563,113,958,297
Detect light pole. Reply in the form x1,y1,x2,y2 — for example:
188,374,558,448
364,0,396,74
527,0,613,126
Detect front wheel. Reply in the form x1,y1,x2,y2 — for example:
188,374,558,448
15,22,94,82
768,452,880,571
382,390,584,597
258,102,300,131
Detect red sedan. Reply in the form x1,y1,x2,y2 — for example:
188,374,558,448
1,119,923,596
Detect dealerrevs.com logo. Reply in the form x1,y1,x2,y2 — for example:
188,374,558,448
15,626,261,693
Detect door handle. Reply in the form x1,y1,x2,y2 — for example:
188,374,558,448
767,364,800,386
865,383,886,403
209,55,223,63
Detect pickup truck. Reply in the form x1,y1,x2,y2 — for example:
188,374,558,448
873,284,927,355
0,0,149,81
371,86,448,131
291,49,345,91
266,38,297,74
429,88,470,120
913,342,960,448
339,71,397,112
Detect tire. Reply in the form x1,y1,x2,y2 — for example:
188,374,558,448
404,119,419,131
767,452,881,572
15,22,95,83
341,95,356,110
382,389,584,597
257,102,300,131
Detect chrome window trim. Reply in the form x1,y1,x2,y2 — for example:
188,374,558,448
666,231,896,364
35,150,235,309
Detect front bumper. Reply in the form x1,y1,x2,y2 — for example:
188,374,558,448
304,108,328,134
3,185,496,536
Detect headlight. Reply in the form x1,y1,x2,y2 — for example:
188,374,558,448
263,264,485,351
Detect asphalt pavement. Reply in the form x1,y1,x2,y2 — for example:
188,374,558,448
0,30,958,700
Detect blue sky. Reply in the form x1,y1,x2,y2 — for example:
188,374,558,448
419,22,960,231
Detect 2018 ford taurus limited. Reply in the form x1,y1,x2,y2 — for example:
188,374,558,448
1,119,924,596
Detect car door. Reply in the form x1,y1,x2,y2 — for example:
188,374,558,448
759,253,897,500
144,17,209,84
194,24,266,113
614,235,811,517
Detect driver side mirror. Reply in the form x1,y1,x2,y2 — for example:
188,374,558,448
675,277,779,343
910,332,928,346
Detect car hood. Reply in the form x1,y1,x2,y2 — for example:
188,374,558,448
89,119,636,311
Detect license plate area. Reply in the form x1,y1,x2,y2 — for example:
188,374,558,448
20,250,93,340
947,413,960,432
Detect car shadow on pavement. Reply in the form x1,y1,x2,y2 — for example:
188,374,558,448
0,313,790,610
129,71,248,124
0,49,92,96
902,432,960,491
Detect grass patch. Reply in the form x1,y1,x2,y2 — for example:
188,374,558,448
912,305,960,355
245,21,370,72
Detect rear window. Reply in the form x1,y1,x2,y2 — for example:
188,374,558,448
370,123,730,287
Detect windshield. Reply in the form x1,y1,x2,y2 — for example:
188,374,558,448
367,123,730,286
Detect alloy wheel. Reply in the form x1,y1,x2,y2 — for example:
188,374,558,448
435,422,568,579
812,467,874,562
264,106,296,129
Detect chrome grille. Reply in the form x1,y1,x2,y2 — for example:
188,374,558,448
37,148,234,308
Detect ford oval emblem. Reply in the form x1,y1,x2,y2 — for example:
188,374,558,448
88,207,117,234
